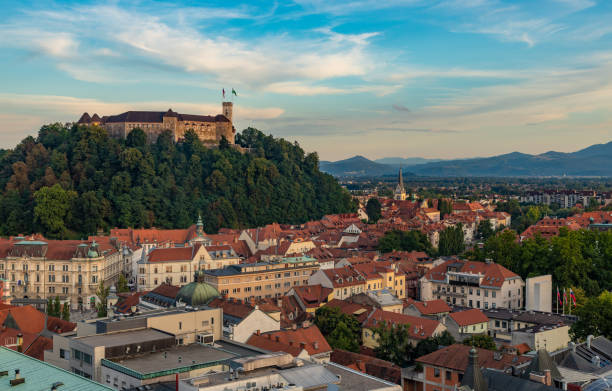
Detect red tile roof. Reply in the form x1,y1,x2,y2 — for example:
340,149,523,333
0,305,76,334
147,246,197,262
416,344,530,371
448,309,489,327
364,309,442,340
424,259,519,288
331,349,401,384
208,298,256,320
292,285,333,309
409,300,451,315
246,326,331,357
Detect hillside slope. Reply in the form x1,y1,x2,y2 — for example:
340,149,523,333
0,125,355,238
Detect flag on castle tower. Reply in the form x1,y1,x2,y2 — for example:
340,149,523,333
222,88,226,99
232,88,238,96
557,287,562,306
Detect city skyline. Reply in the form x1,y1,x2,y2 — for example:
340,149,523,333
1,0,612,160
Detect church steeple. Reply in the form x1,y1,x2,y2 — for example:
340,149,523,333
196,214,204,237
462,347,488,391
394,165,407,200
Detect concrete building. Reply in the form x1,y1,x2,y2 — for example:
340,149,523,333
0,237,122,310
208,297,280,343
512,324,571,353
203,257,319,301
420,259,525,310
526,275,552,313
45,306,222,382
101,340,263,390
178,352,402,391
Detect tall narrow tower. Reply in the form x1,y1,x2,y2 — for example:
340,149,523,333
222,102,233,122
394,166,407,201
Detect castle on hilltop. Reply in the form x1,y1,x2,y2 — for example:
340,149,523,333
77,102,235,144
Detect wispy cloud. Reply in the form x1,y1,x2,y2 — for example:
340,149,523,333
0,4,384,95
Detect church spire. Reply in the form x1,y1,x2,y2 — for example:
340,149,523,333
462,347,488,391
398,165,404,188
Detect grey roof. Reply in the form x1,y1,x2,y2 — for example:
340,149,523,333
324,362,402,390
103,111,230,124
280,364,341,389
106,344,237,375
0,346,112,391
74,328,172,348
524,349,563,380
482,368,561,391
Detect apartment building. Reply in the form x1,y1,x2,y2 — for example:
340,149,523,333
45,306,222,382
308,261,406,301
0,237,121,310
136,244,240,291
203,257,319,301
420,259,525,310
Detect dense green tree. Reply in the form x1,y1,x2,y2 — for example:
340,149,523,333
33,184,77,238
53,296,61,318
438,199,453,218
328,321,360,352
438,224,465,256
61,301,71,321
314,306,362,352
365,198,382,223
378,229,434,255
96,282,110,318
117,273,130,293
571,291,612,340
0,125,355,238
126,128,147,148
477,219,494,241
462,334,496,350
47,297,56,317
372,321,413,367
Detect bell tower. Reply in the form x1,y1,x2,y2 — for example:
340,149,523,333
222,102,233,122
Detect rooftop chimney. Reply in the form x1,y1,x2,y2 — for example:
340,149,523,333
256,330,261,336
587,335,594,349
10,369,25,386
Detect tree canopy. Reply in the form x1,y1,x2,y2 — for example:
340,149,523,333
377,229,434,255
314,306,362,352
0,125,355,238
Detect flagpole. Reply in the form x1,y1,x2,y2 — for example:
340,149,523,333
556,286,558,314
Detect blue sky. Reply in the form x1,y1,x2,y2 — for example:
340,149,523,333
1,0,611,160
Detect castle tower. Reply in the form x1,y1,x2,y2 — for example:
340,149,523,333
394,166,407,201
222,102,233,122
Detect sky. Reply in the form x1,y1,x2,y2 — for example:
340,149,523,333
1,0,612,160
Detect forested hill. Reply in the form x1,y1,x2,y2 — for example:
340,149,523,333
0,125,356,238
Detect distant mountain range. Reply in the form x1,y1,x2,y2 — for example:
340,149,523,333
374,157,443,166
319,156,409,177
320,141,612,177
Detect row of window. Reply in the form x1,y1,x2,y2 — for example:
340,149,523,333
0,264,98,272
223,279,309,294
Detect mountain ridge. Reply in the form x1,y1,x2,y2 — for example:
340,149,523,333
320,141,612,177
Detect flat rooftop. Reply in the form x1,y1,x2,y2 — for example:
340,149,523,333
325,362,401,390
183,361,399,390
107,344,238,375
75,328,172,348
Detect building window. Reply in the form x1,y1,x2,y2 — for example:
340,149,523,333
62,264,69,271
91,275,98,283
179,321,182,330
446,370,451,380
492,291,496,298
48,275,55,282
434,368,440,377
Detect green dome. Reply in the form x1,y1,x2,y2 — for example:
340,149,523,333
176,281,220,306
